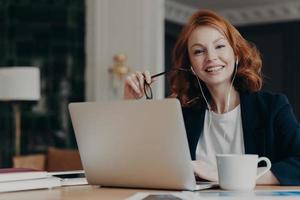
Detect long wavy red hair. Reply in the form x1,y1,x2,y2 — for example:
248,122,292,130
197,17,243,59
169,9,263,107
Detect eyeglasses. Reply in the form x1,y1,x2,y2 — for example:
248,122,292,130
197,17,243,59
144,68,191,99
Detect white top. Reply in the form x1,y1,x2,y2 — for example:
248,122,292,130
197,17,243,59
196,104,245,168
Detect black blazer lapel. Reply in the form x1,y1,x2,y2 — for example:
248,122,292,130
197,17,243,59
240,92,260,154
182,106,206,160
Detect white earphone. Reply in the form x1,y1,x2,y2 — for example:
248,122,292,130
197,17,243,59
190,58,239,140
190,66,196,75
235,57,239,68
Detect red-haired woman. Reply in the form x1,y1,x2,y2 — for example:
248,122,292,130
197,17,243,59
124,10,300,185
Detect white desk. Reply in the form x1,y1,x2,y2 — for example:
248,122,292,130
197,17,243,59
0,185,300,200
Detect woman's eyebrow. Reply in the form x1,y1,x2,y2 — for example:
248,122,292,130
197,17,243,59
213,37,226,43
190,43,204,49
190,37,226,49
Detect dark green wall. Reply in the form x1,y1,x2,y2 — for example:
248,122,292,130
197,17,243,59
0,0,85,167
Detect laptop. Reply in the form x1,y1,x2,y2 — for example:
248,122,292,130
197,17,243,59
69,99,216,191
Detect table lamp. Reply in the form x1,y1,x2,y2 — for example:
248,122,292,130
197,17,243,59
0,67,40,156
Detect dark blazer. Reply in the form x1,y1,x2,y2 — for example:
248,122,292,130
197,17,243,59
182,91,300,185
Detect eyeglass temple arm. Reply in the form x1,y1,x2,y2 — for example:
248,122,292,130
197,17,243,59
151,71,168,79
150,68,191,79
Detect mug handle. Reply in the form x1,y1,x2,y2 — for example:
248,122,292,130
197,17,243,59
256,157,272,180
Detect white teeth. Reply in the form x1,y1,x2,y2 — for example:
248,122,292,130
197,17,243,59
206,66,224,72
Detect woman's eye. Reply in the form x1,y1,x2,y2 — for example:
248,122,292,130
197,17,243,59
194,49,205,55
216,44,225,49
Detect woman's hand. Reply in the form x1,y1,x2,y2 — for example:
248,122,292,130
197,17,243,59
123,70,152,100
191,160,218,182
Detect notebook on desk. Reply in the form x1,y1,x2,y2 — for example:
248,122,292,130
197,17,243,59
69,99,216,191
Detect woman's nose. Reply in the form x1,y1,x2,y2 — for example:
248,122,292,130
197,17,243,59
206,48,218,62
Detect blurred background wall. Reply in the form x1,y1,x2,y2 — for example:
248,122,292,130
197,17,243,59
0,0,299,168
0,0,85,167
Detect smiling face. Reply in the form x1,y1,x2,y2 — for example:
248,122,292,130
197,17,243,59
188,26,236,88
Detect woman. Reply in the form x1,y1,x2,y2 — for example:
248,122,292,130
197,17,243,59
124,10,300,185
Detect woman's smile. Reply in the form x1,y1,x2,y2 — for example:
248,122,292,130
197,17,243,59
204,65,225,73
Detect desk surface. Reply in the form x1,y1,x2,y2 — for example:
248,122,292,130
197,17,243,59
0,185,300,200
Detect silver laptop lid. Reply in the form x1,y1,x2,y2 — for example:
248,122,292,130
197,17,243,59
69,99,196,190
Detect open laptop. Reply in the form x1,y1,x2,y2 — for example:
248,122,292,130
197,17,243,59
69,99,216,191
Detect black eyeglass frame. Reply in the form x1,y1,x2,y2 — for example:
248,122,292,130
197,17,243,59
143,68,191,100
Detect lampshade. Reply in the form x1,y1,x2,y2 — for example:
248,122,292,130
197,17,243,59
0,67,40,101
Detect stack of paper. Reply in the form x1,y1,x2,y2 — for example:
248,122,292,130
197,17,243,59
0,168,61,193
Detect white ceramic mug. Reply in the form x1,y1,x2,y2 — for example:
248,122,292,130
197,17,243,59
216,154,271,191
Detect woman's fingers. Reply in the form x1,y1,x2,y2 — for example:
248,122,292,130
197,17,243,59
126,75,141,95
124,71,149,99
144,70,151,84
124,70,155,100
135,71,145,92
